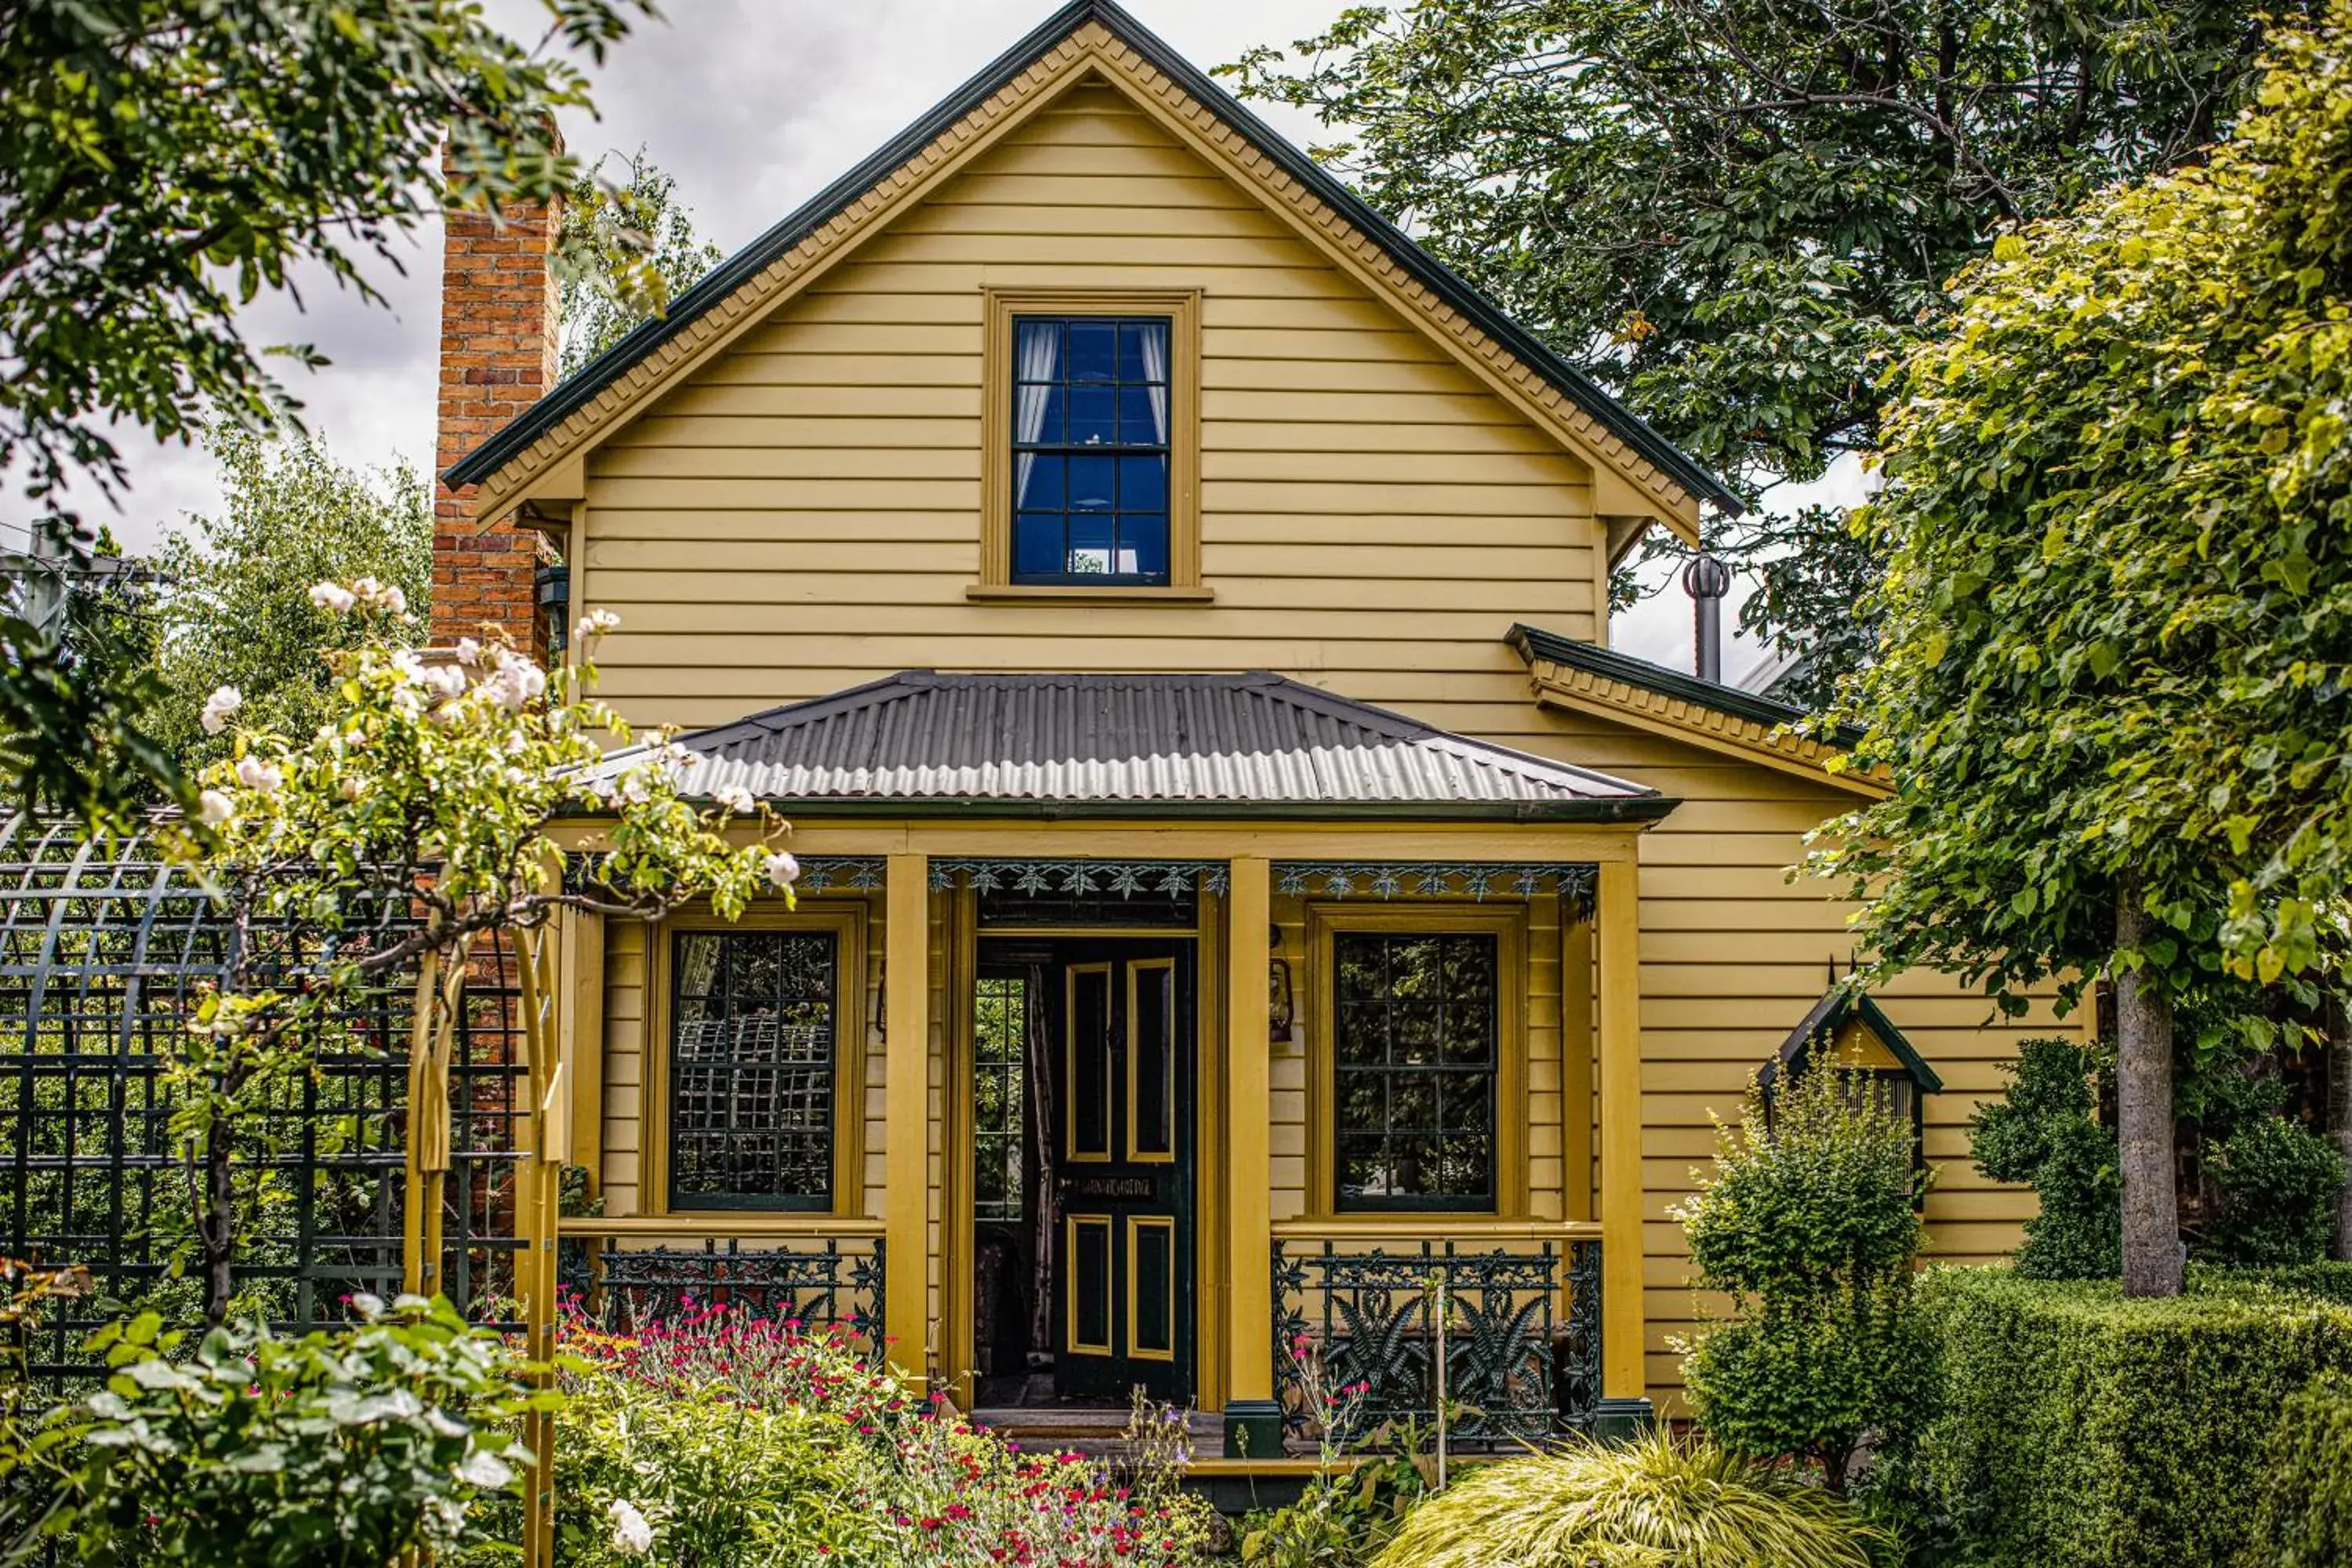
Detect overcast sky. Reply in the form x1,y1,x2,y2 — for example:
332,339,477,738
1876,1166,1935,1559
20,0,1804,673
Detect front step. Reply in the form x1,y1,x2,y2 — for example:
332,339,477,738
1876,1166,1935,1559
969,1406,1223,1459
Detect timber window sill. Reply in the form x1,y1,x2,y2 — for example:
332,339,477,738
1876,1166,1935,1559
965,583,1215,606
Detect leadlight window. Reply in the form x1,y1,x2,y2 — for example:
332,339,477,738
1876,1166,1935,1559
1333,931,1498,1210
670,929,837,1210
973,972,1027,1223
1010,315,1171,585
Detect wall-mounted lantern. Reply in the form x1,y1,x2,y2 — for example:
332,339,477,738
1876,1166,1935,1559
1268,922,1294,1041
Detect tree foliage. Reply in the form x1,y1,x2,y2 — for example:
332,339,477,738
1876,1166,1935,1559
0,0,654,831
143,426,431,773
1225,0,2300,697
1675,1060,1932,1490
560,146,725,379
1817,0,2352,1004
1815,0,2352,1290
178,597,794,1320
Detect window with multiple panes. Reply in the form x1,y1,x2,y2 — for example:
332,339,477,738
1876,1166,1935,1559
1010,315,1172,585
669,929,838,1210
1331,931,1499,1210
972,971,1028,1223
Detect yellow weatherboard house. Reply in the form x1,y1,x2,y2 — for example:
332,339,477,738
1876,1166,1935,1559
430,0,2062,1461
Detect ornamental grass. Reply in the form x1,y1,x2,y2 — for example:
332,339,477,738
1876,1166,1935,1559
1370,1431,1884,1568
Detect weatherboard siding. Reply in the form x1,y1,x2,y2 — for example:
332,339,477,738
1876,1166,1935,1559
575,84,1605,732
557,74,2044,1407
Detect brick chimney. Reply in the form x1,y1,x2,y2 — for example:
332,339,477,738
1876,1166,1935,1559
432,154,562,652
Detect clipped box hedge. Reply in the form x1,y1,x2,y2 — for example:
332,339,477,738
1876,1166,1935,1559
1916,1267,2352,1568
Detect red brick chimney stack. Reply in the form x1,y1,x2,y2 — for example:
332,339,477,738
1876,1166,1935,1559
431,151,562,652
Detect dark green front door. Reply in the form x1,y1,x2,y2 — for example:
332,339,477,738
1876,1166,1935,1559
1051,942,1192,1403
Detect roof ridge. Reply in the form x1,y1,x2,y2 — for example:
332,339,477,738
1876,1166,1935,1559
444,0,1737,514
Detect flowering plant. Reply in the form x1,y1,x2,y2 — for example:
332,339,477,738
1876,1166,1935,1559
521,1303,1216,1566
175,592,791,1323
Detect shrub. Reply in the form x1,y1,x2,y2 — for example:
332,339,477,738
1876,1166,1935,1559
2244,1371,2352,1568
1675,1058,1932,1490
2205,1113,2344,1267
496,1305,1218,1567
1915,1267,2352,1568
1969,1037,2121,1279
2189,1260,2352,1304
1369,1431,1886,1568
29,1295,530,1568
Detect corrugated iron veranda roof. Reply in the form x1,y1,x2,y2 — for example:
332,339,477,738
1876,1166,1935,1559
587,672,1673,822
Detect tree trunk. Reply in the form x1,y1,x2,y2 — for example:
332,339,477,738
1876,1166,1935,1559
2115,893,2183,1297
200,1107,235,1327
2328,996,2352,1263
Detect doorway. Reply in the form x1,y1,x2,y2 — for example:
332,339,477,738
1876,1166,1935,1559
970,938,1195,1409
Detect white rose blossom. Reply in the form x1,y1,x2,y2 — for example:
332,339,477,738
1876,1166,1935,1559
607,1499,655,1559
198,685,242,737
764,851,801,890
421,664,466,702
575,608,621,641
234,756,283,794
308,581,356,614
195,789,234,826
712,785,755,815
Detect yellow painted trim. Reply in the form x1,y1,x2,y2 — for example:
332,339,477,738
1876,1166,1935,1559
1223,856,1274,1408
1524,656,1888,797
1065,961,1115,1163
1301,902,1529,1220
1270,1218,1603,1242
1595,858,1644,1402
940,885,980,1407
979,288,1202,590
561,908,607,1182
1127,1214,1178,1363
1065,1212,1116,1356
1194,887,1228,1412
639,902,869,1220
1562,912,1595,1225
1127,956,1179,1163
884,855,931,1386
554,820,1652,865
465,32,1701,535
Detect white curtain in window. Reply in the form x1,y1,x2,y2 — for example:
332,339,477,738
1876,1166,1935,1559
1138,321,1169,444
1013,323,1059,502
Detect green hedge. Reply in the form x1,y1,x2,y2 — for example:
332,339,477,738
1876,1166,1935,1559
2245,1372,2352,1568
2188,1259,2352,1305
1916,1268,2352,1568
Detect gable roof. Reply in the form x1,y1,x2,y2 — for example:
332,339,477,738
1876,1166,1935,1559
445,0,1737,524
1760,988,1945,1096
1506,622,1886,796
586,670,1675,821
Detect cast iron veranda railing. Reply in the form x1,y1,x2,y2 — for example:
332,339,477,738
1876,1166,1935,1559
557,1235,885,1352
1272,1238,1601,1451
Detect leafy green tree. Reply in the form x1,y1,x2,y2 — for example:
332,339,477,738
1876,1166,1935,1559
1816,2,2352,1295
179,597,793,1323
1225,0,2304,706
1675,1061,1933,1493
144,427,430,773
560,146,725,379
0,0,657,833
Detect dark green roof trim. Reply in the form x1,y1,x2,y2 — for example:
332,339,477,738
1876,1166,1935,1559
566,794,1679,824
1506,622,1859,746
445,0,1739,514
1761,989,1946,1096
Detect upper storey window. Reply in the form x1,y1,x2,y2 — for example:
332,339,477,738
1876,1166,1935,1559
976,290,1203,600
1011,316,1171,585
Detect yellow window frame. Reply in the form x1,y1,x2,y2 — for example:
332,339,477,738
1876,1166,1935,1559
640,902,870,1220
973,287,1206,601
1304,902,1530,1220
